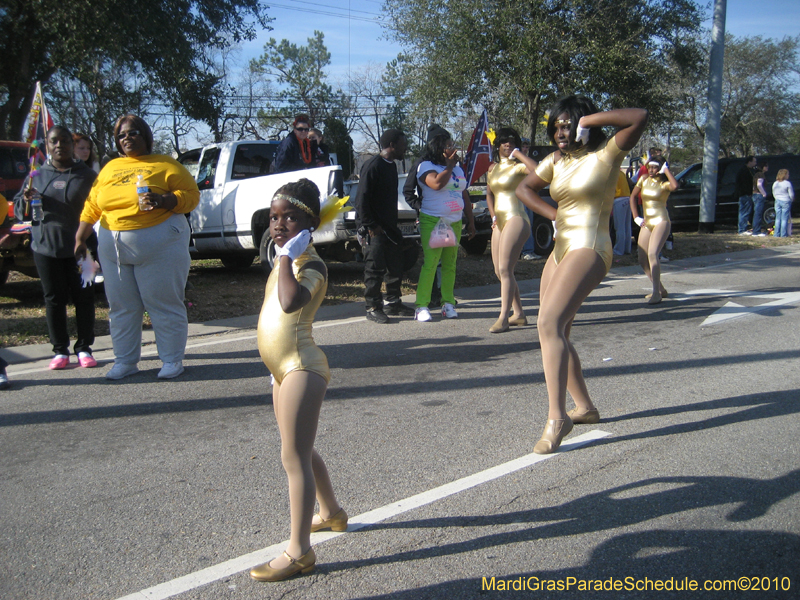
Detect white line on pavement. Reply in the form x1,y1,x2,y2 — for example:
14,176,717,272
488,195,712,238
114,429,611,600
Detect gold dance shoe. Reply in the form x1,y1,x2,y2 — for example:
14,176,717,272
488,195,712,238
250,548,316,582
489,319,509,333
508,314,528,326
533,417,573,454
310,507,348,533
644,288,668,300
567,406,600,424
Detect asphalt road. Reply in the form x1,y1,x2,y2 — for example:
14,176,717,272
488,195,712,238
2,245,799,600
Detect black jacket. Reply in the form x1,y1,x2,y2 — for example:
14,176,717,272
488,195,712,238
736,164,755,198
14,160,97,258
354,154,402,244
274,131,313,173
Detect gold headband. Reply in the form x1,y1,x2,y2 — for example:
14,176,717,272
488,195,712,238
647,161,661,167
273,193,315,216
555,119,572,126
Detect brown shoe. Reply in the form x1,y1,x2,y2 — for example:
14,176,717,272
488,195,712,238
533,417,573,454
250,548,316,582
567,407,600,424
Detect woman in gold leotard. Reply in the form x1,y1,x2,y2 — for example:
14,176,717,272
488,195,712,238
630,156,677,304
517,96,647,454
486,127,539,333
250,180,347,583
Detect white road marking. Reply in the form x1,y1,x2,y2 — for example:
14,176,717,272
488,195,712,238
699,291,800,326
114,430,610,600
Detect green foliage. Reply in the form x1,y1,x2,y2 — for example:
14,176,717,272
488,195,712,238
251,31,345,131
383,0,703,143
323,117,355,179
0,0,269,139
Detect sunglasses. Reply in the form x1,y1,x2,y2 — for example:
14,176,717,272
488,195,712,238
295,127,310,132
117,130,141,140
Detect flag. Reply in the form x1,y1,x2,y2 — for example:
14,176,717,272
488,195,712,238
21,81,54,169
463,109,491,186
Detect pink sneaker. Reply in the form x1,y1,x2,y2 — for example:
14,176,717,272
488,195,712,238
49,355,69,370
78,352,97,368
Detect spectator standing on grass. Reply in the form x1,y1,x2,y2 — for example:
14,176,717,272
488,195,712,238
0,356,9,390
75,114,199,381
737,156,757,234
518,137,542,261
772,169,794,238
612,170,632,256
414,129,476,322
354,129,415,324
751,162,769,236
274,115,315,173
14,126,98,370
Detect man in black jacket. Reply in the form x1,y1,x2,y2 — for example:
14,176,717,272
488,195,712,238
737,155,757,234
354,129,413,323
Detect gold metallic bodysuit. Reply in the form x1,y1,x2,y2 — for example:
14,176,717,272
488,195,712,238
257,246,330,384
486,158,530,230
535,137,627,272
637,176,672,231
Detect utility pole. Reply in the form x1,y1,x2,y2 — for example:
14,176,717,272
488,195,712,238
698,0,727,233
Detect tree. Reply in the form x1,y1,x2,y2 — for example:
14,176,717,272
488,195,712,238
0,0,270,139
383,0,703,143
251,31,345,132
677,34,800,157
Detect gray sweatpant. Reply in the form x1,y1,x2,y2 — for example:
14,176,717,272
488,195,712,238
98,214,191,364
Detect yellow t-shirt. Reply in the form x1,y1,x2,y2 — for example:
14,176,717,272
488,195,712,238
80,155,199,231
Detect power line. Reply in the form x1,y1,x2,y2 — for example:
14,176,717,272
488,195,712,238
266,2,383,24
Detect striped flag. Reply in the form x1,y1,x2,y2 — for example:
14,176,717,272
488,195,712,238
463,109,491,186
21,81,54,167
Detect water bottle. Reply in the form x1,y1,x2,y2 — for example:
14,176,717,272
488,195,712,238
137,174,151,211
31,195,44,221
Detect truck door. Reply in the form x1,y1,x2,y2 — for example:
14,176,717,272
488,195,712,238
190,146,225,250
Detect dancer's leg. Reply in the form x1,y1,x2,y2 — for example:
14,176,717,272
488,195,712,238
637,226,652,280
646,221,670,304
498,217,530,321
537,249,607,420
270,370,330,567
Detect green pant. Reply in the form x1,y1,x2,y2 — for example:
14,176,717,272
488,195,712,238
416,213,462,307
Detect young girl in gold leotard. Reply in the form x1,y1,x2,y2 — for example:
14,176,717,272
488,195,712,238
486,127,539,333
517,96,647,454
630,156,678,304
250,180,348,583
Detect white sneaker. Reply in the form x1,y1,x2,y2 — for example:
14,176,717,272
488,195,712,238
738,231,752,236
415,307,432,322
105,362,139,380
441,302,458,319
158,361,184,379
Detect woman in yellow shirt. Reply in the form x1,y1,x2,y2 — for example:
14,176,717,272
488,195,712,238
75,114,199,380
630,156,677,304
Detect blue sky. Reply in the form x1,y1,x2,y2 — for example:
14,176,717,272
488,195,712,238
240,0,800,85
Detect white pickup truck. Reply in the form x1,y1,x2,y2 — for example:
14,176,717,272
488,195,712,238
178,140,350,272
179,140,419,273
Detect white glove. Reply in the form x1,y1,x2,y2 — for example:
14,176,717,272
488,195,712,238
510,148,520,160
575,123,590,146
77,253,98,288
551,220,557,239
659,162,669,174
634,217,645,227
277,230,311,261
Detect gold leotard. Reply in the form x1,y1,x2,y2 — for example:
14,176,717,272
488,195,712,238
486,158,531,230
535,137,627,272
257,246,330,384
637,176,671,231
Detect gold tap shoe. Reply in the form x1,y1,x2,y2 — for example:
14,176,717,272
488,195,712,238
489,319,509,333
250,548,316,582
508,314,528,326
310,507,348,533
533,417,573,454
567,406,600,424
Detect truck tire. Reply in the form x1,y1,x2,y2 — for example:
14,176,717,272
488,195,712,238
221,255,255,270
532,216,555,256
259,234,276,277
460,235,489,255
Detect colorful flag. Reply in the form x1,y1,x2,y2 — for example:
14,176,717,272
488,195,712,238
21,81,54,168
463,109,491,186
